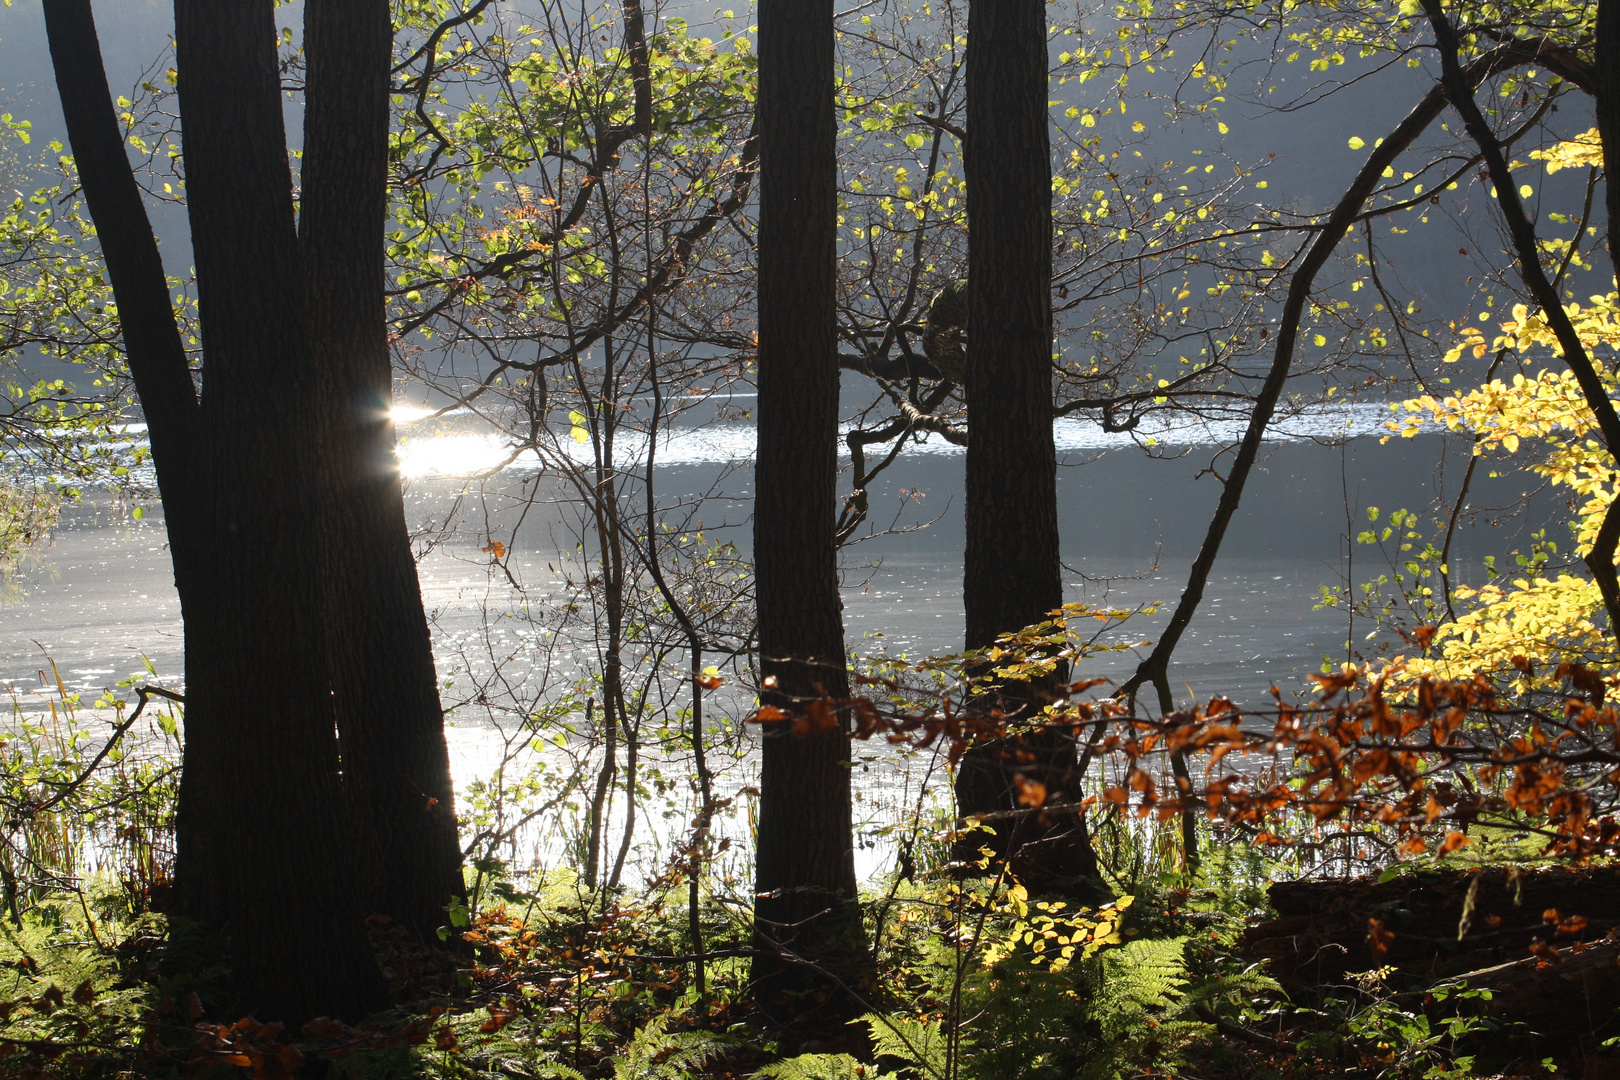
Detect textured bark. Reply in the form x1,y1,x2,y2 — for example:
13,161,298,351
46,0,387,1021
1598,0,1619,284
751,0,867,1014
170,0,387,1020
302,0,464,939
957,0,1096,891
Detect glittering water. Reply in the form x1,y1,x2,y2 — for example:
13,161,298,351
1,404,1558,883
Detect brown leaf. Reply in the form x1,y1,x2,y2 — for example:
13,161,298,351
1557,914,1590,937
1013,775,1047,808
1368,917,1395,961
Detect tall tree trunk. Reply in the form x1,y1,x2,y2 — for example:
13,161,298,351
46,0,386,1021
957,0,1097,895
172,0,386,1019
40,0,202,583
302,0,464,940
752,0,868,1016
1597,0,1618,283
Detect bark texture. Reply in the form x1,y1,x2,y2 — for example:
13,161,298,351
302,0,464,939
43,0,439,1020
1598,0,1619,283
170,0,386,1019
752,0,867,1013
958,0,1096,893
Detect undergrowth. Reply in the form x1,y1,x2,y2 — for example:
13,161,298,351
0,685,1578,1079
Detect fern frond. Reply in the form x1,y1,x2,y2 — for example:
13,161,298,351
858,1012,947,1077
611,1012,736,1079
533,1065,590,1080
1100,937,1189,1014
751,1052,867,1080
1180,965,1282,1013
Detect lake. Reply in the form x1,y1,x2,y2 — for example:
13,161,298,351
0,403,1558,881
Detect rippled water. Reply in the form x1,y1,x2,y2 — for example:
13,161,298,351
1,404,1557,883
393,399,1418,477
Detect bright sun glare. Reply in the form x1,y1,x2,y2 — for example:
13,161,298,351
389,404,436,424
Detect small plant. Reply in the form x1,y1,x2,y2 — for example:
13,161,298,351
1295,970,1498,1080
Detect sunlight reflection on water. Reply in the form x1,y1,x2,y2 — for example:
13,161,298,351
391,400,1428,479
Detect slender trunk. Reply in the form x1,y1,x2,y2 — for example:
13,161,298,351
302,0,463,942
641,340,714,1007
608,703,637,890
956,0,1096,896
1108,38,1575,709
584,695,613,888
1421,0,1620,631
687,641,710,1008
752,0,867,1015
599,421,628,893
582,345,628,890
41,0,202,587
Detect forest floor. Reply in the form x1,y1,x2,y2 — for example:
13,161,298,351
1230,864,1620,1078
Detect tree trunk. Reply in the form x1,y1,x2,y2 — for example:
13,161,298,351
752,0,868,1016
171,0,387,1020
302,0,464,940
46,0,387,1021
40,0,202,583
1597,0,1619,283
957,0,1097,894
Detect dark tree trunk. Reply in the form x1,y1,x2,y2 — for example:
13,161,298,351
302,0,464,940
46,0,388,1021
170,0,387,1020
957,0,1097,895
751,0,868,1015
40,0,202,577
1597,0,1619,282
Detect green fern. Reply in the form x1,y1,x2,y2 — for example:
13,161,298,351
1074,937,1224,1080
1097,936,1189,1018
532,1065,590,1080
859,1012,947,1078
1181,964,1283,1014
607,1012,736,1080
752,1052,868,1080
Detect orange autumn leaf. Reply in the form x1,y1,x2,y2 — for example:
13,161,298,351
1556,914,1590,936
1368,917,1395,961
1013,774,1047,808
